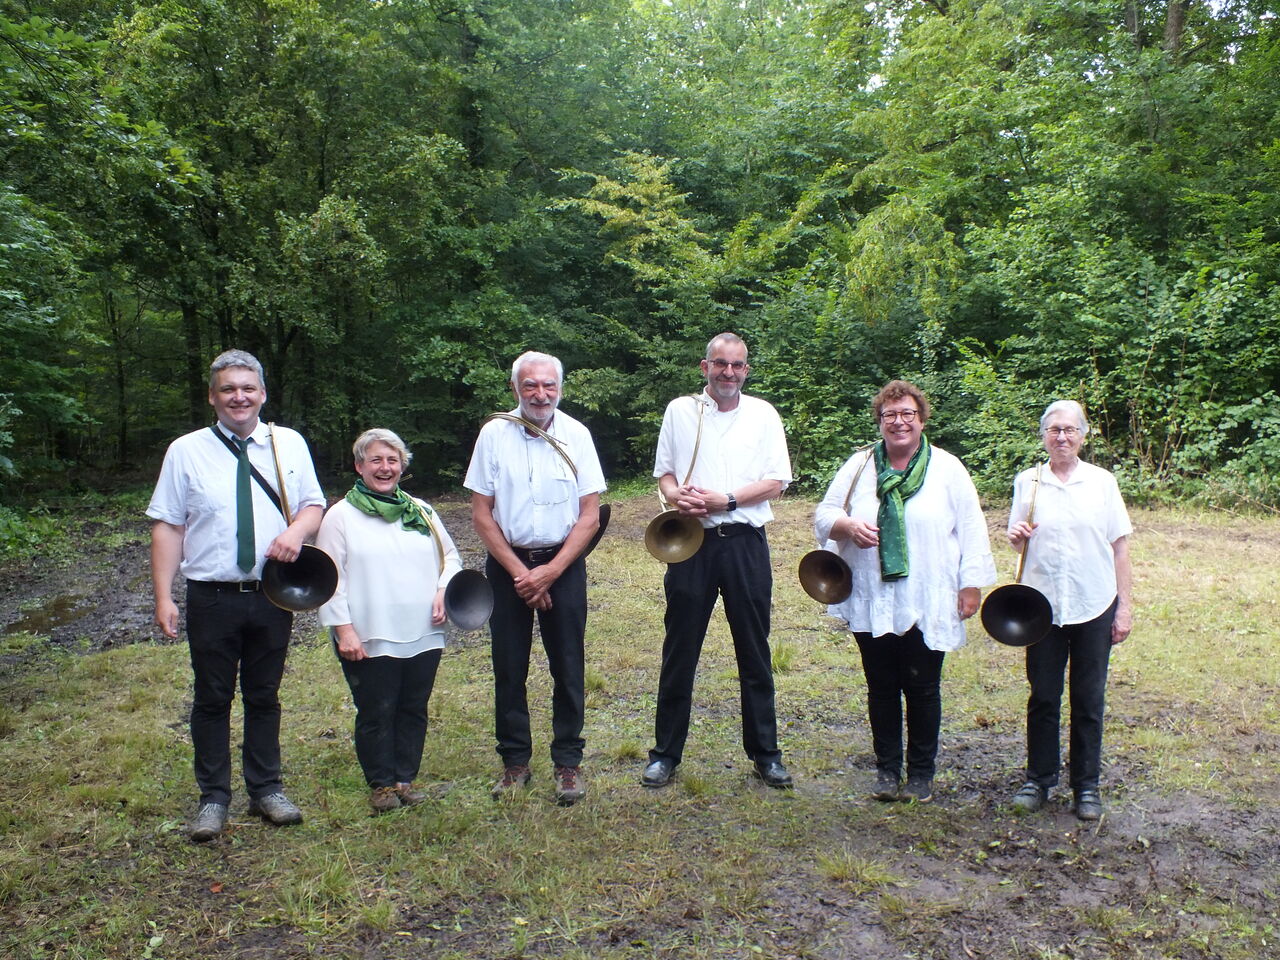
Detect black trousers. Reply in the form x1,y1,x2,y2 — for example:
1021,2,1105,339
1025,599,1117,792
186,581,293,805
854,626,945,780
486,551,587,768
340,648,442,788
650,524,781,767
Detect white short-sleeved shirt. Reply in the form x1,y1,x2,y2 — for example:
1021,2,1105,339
1008,460,1132,626
146,421,326,581
316,498,463,658
653,391,793,528
814,444,996,652
463,408,606,549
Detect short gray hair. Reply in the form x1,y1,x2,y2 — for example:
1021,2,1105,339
208,349,265,391
352,428,412,466
706,332,748,361
1039,400,1090,437
511,351,563,386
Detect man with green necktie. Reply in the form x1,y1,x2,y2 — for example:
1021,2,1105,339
147,350,325,842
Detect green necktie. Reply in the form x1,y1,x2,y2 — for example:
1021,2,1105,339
235,437,255,573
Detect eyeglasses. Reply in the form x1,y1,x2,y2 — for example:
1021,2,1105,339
879,410,918,424
708,359,747,372
1046,426,1080,438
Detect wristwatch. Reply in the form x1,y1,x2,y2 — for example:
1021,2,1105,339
725,493,738,512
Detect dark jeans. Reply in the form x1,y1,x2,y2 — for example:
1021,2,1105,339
1025,599,1117,792
486,551,587,768
339,648,442,788
650,524,781,767
854,626,945,780
186,581,294,805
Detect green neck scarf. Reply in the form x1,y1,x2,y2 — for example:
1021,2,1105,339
873,437,931,581
344,479,434,537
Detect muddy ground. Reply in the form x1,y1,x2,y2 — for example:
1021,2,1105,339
2,501,1277,959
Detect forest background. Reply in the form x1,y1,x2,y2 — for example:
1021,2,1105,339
3,0,1279,527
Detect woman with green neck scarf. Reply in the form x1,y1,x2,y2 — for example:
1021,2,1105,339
815,381,995,804
317,429,462,813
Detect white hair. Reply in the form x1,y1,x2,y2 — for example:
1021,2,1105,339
352,428,412,466
1039,400,1090,436
511,351,564,386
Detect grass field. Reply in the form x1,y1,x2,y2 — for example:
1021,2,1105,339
0,495,1277,959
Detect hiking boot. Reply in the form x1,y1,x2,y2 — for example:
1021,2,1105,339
900,776,934,803
871,771,901,802
396,783,426,806
491,764,532,799
554,765,586,806
370,786,401,814
1011,781,1047,814
248,792,303,826
189,802,228,842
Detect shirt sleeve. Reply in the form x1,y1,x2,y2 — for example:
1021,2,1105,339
814,451,863,545
423,501,464,587
463,424,496,496
290,431,326,511
951,457,996,589
316,503,351,627
146,441,189,525
652,400,678,479
1103,472,1133,542
571,427,607,497
757,403,794,488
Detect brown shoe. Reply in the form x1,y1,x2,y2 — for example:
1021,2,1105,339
554,765,586,806
396,782,426,806
491,764,532,799
370,785,402,814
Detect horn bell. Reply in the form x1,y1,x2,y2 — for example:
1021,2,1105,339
797,549,854,604
444,569,494,631
980,583,1053,647
262,544,340,612
644,511,705,564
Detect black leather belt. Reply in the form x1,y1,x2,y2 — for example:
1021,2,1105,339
512,543,563,564
189,579,262,592
712,523,754,538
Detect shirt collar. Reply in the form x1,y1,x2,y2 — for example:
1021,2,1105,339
214,419,267,445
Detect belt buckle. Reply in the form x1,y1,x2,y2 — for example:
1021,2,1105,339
716,524,729,538
237,581,259,593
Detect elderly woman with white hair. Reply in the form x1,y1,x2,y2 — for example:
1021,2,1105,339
317,428,462,813
1007,400,1133,821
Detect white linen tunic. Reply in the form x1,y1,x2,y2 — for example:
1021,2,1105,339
653,391,793,528
1008,461,1132,627
146,421,326,581
316,498,463,659
463,408,606,549
814,445,995,652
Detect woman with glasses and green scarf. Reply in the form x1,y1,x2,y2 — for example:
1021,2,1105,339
815,381,994,804
317,429,462,813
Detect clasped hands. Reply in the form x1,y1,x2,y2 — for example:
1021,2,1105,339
671,484,731,517
514,564,557,611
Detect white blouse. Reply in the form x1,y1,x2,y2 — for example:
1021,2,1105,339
814,445,996,652
317,498,463,658
1008,460,1131,627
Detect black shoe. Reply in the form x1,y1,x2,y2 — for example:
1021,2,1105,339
900,776,933,803
189,802,228,842
641,759,676,788
871,771,901,801
248,792,303,826
1011,781,1048,814
1075,789,1103,821
753,760,794,789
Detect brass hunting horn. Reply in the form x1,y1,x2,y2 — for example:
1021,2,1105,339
260,425,339,612
980,464,1054,647
644,397,707,564
797,446,873,604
